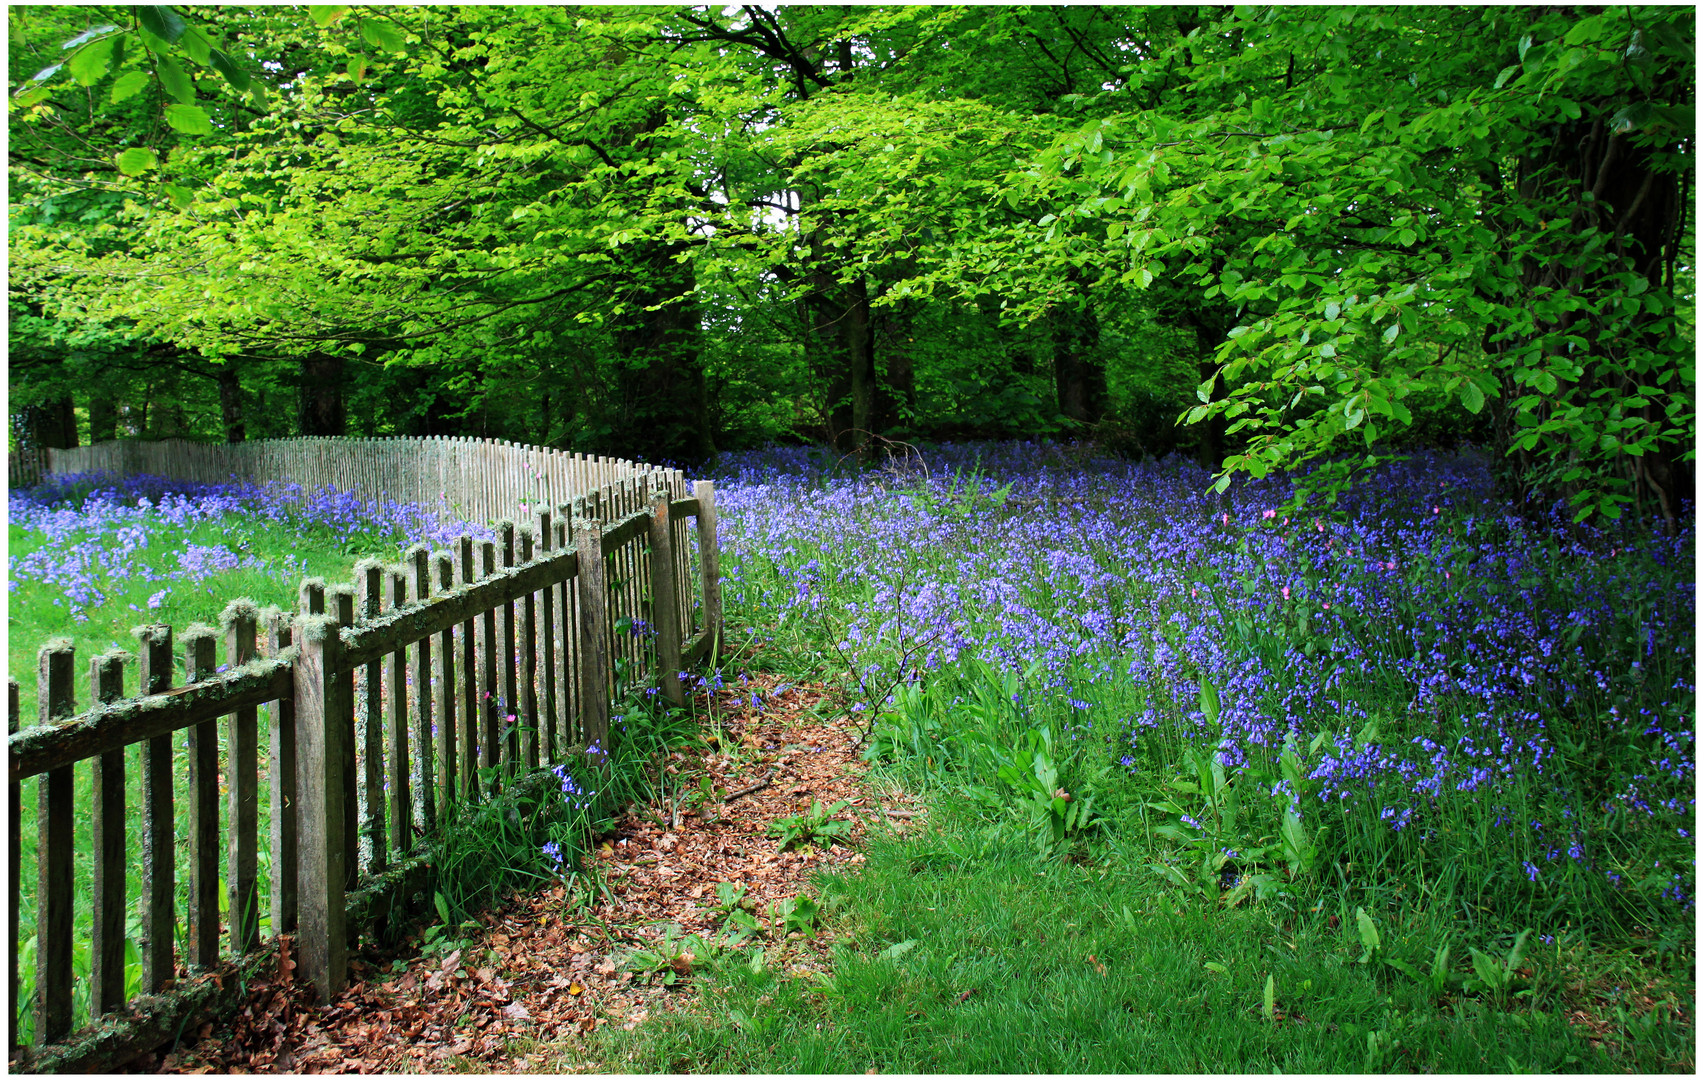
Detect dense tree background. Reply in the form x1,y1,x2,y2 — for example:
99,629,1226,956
8,5,1693,523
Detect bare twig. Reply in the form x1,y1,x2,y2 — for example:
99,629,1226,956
723,770,776,804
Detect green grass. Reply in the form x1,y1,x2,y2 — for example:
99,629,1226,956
598,794,1691,1073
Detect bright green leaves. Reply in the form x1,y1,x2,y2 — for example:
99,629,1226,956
115,146,160,176
308,6,350,29
109,69,152,104
68,34,122,86
163,102,212,135
359,17,408,55
153,53,195,104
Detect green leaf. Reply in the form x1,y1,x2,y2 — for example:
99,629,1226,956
308,5,350,28
110,69,151,103
1492,64,1520,90
1262,973,1276,1020
1460,380,1486,414
1150,863,1192,890
13,86,51,107
1382,322,1400,344
1355,907,1380,960
69,37,119,86
1198,679,1220,728
178,26,211,66
155,53,194,104
361,18,407,54
116,146,159,175
163,101,212,135
163,183,193,209
1324,300,1340,321
135,5,188,44
347,54,369,83
207,48,251,92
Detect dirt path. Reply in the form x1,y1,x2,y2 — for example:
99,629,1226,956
136,673,917,1073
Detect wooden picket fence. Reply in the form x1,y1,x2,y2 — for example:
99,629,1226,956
43,436,652,527
6,463,722,1071
8,448,48,489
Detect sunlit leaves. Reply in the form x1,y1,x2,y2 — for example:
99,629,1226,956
115,147,160,176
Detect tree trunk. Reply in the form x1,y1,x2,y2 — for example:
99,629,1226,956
217,367,246,443
19,398,78,450
1051,302,1105,426
612,242,714,463
1191,313,1231,469
812,264,875,454
87,391,117,444
298,353,346,436
872,300,916,436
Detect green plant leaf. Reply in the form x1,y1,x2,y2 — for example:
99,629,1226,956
360,18,408,55
163,101,212,134
115,146,159,176
135,5,188,44
155,53,194,104
109,69,151,103
207,47,251,92
69,37,119,86
308,5,350,28
1355,907,1381,961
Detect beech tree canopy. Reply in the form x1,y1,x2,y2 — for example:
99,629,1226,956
8,5,1693,524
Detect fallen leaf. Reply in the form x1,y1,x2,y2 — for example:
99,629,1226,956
503,1002,531,1021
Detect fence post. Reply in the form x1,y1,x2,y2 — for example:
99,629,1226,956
478,539,499,796
89,650,127,1017
433,551,458,807
264,609,298,936
535,509,558,764
183,625,220,970
693,480,723,656
518,529,539,771
135,624,176,993
222,602,261,956
355,562,387,875
406,547,435,830
293,613,350,1003
35,640,75,1046
8,679,19,1056
328,586,358,891
497,522,518,779
574,516,610,765
648,490,685,708
385,567,413,855
456,537,479,798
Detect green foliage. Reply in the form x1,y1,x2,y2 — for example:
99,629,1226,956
767,800,854,852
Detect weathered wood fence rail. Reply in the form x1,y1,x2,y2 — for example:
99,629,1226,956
8,448,48,490
7,465,722,1071
40,436,650,526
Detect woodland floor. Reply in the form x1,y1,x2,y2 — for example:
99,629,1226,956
130,674,895,1074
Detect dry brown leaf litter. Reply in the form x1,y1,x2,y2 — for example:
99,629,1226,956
131,674,921,1074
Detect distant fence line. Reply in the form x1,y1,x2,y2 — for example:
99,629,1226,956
8,447,48,489
8,438,724,1071
40,436,657,525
